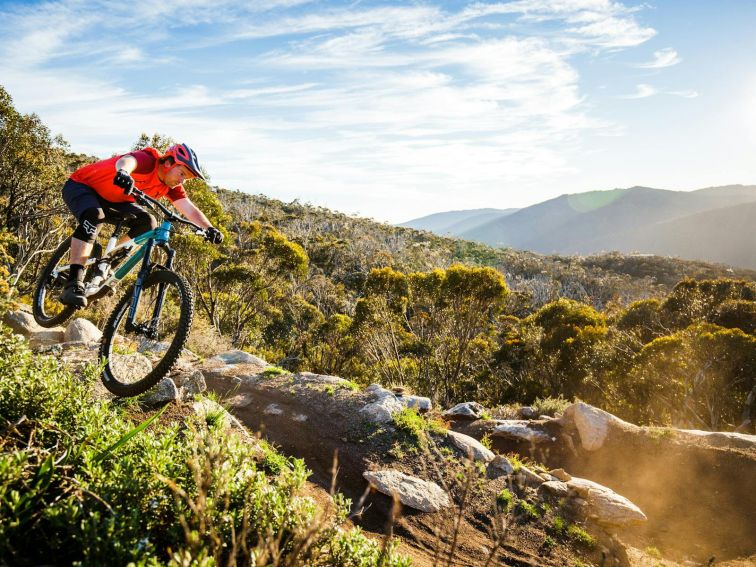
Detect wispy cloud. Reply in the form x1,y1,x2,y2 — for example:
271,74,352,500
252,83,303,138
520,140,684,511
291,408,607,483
0,0,685,220
621,83,698,99
636,47,681,68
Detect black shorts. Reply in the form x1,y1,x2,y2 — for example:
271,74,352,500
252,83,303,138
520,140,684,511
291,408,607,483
62,179,147,222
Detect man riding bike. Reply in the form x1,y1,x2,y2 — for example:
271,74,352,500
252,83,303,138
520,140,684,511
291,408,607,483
60,143,223,307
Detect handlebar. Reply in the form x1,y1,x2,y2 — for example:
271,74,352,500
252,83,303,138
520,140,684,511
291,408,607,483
130,188,205,234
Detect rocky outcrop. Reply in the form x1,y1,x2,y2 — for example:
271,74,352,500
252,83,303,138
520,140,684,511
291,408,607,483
444,401,486,419
63,318,102,344
561,402,638,451
675,428,756,450
491,420,553,444
566,477,647,527
142,377,180,404
363,470,451,512
446,430,494,462
210,350,268,366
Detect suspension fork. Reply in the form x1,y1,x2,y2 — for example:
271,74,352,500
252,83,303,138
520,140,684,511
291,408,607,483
126,238,155,330
148,244,176,331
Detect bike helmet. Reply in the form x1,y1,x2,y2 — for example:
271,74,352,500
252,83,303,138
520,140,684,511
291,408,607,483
163,143,205,180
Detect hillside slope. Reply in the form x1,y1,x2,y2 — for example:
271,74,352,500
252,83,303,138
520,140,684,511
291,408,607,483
400,208,518,234
417,185,756,268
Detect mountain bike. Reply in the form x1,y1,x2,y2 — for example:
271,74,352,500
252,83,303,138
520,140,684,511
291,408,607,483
32,188,213,396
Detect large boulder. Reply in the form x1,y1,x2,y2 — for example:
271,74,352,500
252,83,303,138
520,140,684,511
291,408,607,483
360,395,403,423
363,470,451,512
674,429,756,450
173,370,207,397
3,310,42,336
398,394,432,413
142,377,180,404
446,430,495,463
211,350,267,366
64,318,102,343
444,401,485,420
486,455,515,479
567,477,647,527
491,420,552,444
561,402,637,451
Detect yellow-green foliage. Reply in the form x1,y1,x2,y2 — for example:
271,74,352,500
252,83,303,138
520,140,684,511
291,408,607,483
0,328,410,566
392,408,447,447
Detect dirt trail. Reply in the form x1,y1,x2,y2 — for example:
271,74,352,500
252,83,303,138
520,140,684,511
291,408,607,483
204,373,596,566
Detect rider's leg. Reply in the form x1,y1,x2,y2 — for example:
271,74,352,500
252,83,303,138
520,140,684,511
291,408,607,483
60,207,105,307
125,208,158,239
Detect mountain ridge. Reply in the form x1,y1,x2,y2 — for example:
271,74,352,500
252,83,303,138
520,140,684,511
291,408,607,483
401,185,756,268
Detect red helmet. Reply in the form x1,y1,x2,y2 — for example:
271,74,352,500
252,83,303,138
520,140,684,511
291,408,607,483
163,143,205,180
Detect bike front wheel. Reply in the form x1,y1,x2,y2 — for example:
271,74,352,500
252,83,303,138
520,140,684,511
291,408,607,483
99,270,194,397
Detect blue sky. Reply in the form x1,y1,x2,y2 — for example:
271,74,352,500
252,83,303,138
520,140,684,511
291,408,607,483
1,0,754,223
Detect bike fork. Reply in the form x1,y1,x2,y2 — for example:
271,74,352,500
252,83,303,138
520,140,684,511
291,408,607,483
126,239,155,331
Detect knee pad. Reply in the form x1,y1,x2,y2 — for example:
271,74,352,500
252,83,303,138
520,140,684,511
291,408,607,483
72,208,106,243
127,211,158,238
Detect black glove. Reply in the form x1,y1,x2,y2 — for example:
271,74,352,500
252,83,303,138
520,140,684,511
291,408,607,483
113,169,135,195
205,226,223,244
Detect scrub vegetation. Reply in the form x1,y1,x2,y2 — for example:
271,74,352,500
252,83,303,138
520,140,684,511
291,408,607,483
1,84,754,432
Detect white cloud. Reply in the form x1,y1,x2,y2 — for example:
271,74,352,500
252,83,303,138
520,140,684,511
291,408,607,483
0,0,668,221
621,83,657,98
636,47,681,68
621,84,698,100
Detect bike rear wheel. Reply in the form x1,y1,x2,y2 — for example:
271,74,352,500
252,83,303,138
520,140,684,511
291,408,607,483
99,269,194,397
33,237,78,328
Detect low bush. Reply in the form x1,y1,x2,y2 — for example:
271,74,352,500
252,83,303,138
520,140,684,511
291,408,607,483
0,327,409,566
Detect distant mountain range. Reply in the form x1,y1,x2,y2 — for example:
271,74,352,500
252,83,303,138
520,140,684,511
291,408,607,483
400,185,756,268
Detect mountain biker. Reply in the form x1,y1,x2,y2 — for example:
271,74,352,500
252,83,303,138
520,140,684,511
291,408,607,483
60,143,223,307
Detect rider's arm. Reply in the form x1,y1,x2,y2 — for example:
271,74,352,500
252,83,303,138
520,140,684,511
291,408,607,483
114,154,138,174
171,197,213,229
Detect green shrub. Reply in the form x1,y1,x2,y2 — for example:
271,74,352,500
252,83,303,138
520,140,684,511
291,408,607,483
515,500,540,520
392,408,447,445
0,327,409,566
495,489,513,511
567,524,596,548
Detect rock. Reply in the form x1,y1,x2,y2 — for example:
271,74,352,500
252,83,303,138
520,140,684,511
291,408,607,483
491,420,552,443
486,455,515,478
211,350,268,366
137,339,170,354
519,406,537,419
295,371,350,385
173,370,206,397
567,477,647,527
363,470,451,512
360,394,404,423
109,353,153,383
2,310,42,336
29,329,65,349
264,403,284,415
539,480,570,498
398,394,432,413
675,429,756,450
142,378,179,404
37,344,63,355
549,468,572,482
64,318,102,343
516,465,545,487
444,402,486,420
446,430,495,463
293,414,308,422
366,383,383,392
561,402,637,451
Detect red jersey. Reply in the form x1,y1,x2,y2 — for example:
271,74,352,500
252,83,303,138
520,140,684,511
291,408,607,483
70,147,187,203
